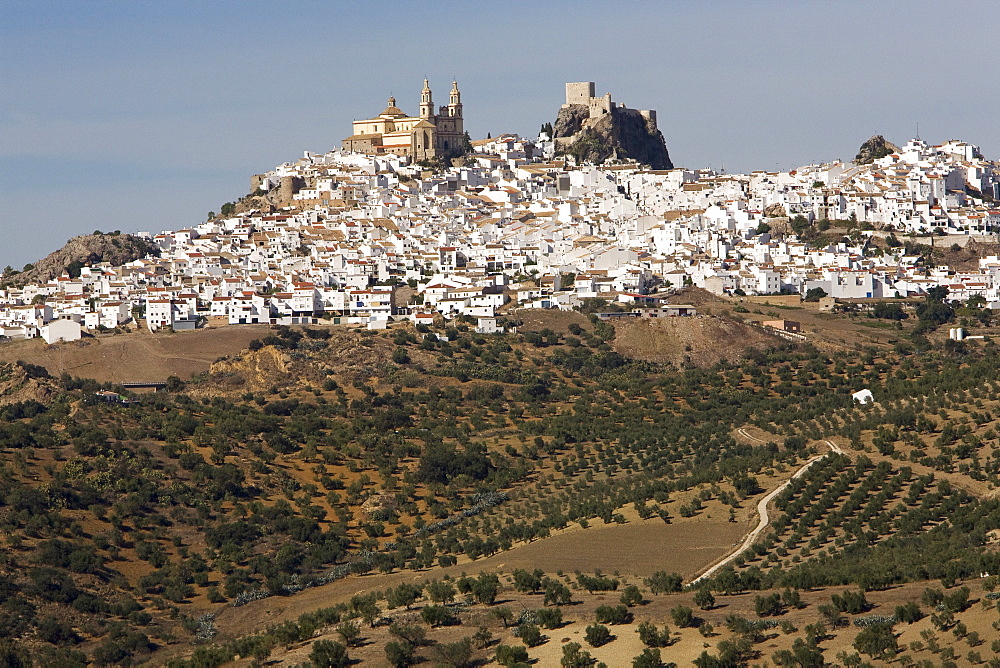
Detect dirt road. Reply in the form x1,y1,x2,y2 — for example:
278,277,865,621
689,440,841,586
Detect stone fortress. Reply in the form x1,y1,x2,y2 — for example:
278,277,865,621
342,79,465,161
564,81,613,115
553,82,671,169
561,82,657,136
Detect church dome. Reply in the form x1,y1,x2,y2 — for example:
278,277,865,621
380,96,406,117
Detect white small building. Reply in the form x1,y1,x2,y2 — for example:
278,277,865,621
41,319,82,344
0,324,36,340
476,316,503,334
852,389,874,405
146,299,177,332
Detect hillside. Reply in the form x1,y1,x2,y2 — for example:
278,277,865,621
3,311,1000,665
0,360,60,406
1,232,159,286
0,325,272,384
612,314,782,367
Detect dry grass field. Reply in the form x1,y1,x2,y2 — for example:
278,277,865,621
211,505,747,639
0,324,274,382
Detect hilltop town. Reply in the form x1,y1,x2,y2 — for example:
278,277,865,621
7,81,1000,668
2,82,1000,344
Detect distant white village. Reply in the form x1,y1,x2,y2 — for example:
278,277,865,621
3,132,1000,344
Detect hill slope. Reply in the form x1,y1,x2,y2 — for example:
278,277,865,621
4,316,1000,665
612,314,781,367
2,232,159,286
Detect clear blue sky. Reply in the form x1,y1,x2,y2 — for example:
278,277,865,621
3,0,999,269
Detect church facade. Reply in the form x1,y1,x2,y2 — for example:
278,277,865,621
342,79,465,161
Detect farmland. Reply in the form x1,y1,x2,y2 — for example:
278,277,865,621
3,296,1000,665
231,575,1000,667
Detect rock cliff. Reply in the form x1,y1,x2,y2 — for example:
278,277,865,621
3,232,159,286
553,104,673,170
855,135,899,164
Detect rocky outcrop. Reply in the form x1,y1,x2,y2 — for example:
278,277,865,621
4,232,159,286
0,362,58,407
233,195,276,216
203,346,292,394
855,135,899,165
235,175,308,215
553,104,590,140
553,104,673,170
763,203,787,218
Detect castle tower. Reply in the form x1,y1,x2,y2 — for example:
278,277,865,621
419,78,433,119
564,82,595,107
448,80,463,118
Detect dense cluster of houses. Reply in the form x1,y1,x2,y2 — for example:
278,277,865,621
2,134,999,342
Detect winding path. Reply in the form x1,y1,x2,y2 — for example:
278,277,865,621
690,439,842,586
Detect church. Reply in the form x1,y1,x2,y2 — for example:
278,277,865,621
342,79,465,161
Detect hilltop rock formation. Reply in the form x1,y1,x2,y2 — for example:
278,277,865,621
763,203,787,218
855,135,899,164
554,104,673,170
232,194,277,216
3,232,159,287
551,83,672,170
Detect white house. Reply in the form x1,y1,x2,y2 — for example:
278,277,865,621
41,319,82,344
146,299,176,332
229,293,272,325
0,324,36,340
476,316,503,334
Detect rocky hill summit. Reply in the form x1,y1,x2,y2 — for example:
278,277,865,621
2,232,159,286
553,103,672,170
854,134,899,164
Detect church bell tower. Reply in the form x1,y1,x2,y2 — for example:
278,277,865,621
448,80,463,118
420,78,433,119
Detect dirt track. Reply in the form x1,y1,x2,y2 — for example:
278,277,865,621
690,440,842,585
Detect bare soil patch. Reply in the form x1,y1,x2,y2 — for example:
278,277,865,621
932,237,1000,271
0,325,273,382
667,286,723,307
612,315,781,367
481,518,745,578
513,309,591,334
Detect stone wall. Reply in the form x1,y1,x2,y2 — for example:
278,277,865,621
588,93,613,117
